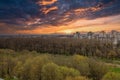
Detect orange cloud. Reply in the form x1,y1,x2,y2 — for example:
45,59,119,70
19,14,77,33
74,6,102,13
16,15,120,34
42,6,58,14
38,0,57,5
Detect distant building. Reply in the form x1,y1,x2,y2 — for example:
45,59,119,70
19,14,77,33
99,31,106,40
87,32,94,39
73,30,120,45
73,32,81,39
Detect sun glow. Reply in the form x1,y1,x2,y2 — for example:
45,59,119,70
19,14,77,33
63,30,72,34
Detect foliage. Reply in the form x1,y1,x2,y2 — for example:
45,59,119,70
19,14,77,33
14,55,51,80
59,66,80,79
65,76,89,80
110,67,120,73
0,38,119,59
41,63,80,80
41,63,62,80
0,49,119,80
102,72,120,80
88,59,108,80
71,55,90,76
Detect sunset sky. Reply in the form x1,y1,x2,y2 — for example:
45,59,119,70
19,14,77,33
0,0,120,34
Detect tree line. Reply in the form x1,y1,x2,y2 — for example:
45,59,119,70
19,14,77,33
0,38,120,59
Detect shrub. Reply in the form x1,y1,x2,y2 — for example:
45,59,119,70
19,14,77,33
102,72,120,80
65,76,89,80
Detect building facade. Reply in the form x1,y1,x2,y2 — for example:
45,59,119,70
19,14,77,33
73,30,120,45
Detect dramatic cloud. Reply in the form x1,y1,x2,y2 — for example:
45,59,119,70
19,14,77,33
0,0,120,34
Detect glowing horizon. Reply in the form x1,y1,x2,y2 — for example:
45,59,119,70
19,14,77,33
16,15,120,34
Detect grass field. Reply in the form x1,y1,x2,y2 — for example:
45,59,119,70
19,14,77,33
110,67,120,73
99,58,120,73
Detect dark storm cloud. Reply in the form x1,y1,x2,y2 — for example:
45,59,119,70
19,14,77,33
0,0,120,32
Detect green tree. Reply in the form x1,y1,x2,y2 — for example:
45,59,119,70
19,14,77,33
71,55,90,76
41,63,62,80
59,66,80,79
108,50,117,59
88,59,108,80
14,55,51,80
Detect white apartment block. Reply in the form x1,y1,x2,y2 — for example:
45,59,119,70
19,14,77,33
73,30,120,45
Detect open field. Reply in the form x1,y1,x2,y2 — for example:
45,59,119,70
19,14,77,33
102,59,120,73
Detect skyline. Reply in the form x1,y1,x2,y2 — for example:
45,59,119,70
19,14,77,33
0,0,120,34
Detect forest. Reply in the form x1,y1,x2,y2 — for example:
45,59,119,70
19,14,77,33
0,38,120,59
0,38,120,80
0,49,120,80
